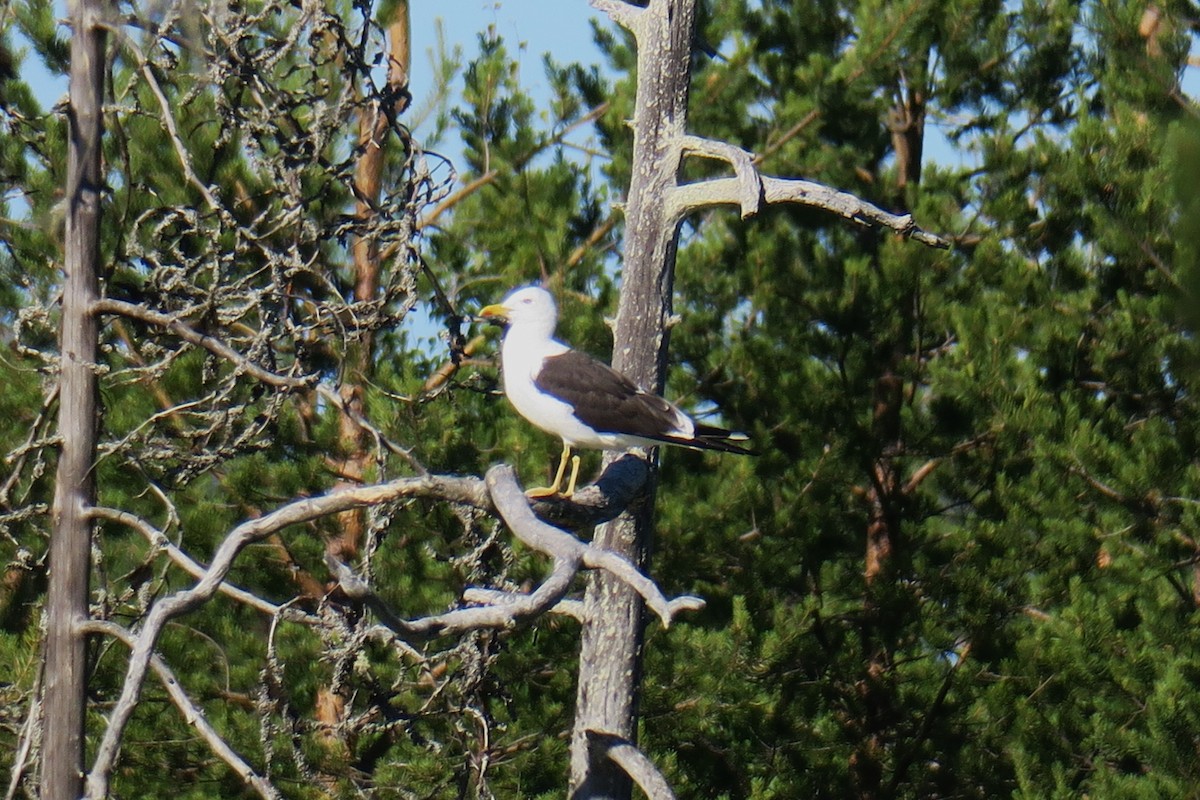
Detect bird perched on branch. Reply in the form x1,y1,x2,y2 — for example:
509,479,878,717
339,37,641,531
480,285,754,498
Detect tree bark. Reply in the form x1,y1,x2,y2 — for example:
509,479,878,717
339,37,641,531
43,2,106,799
854,65,930,797
332,0,411,562
319,4,412,756
570,1,698,797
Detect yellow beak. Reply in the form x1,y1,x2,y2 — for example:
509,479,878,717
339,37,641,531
479,303,508,320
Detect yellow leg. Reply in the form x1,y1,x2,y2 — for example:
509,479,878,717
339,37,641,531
562,454,582,498
527,443,571,498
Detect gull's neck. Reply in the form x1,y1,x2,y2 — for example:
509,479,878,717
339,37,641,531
501,318,566,368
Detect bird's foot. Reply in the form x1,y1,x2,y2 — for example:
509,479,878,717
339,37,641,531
525,485,561,499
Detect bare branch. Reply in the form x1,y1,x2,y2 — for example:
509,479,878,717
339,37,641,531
487,465,703,627
80,620,282,800
670,172,949,247
0,383,58,509
590,0,648,31
4,662,41,800
763,177,948,247
328,551,577,638
89,506,308,620
583,730,676,800
326,460,700,633
676,135,762,218
93,298,314,390
578,546,704,626
595,0,949,256
81,460,654,795
462,587,587,622
326,464,695,637
84,471,484,799
109,29,227,217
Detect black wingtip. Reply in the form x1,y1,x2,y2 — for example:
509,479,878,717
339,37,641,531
656,427,758,456
691,424,758,456
695,437,759,456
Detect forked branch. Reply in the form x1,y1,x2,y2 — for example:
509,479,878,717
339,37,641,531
486,465,703,627
594,0,950,250
79,620,282,800
81,460,670,797
93,298,313,390
89,506,299,619
672,174,948,248
83,472,490,798
330,466,702,635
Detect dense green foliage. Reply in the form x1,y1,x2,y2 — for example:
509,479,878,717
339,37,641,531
632,2,1200,797
2,0,1199,797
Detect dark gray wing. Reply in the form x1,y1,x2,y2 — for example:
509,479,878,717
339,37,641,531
534,350,683,440
534,351,756,454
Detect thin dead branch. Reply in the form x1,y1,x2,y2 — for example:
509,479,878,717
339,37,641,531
93,299,313,390
670,173,949,248
80,620,282,800
82,455,658,798
88,506,307,620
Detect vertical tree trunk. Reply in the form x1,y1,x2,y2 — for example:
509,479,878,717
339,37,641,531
332,0,411,562
853,72,929,797
318,3,411,755
570,2,697,797
43,2,106,799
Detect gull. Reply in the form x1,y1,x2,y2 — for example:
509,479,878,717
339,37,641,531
480,286,753,497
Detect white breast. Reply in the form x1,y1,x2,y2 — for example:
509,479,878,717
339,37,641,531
500,330,636,449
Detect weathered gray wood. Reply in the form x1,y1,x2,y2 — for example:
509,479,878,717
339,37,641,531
43,2,107,799
571,1,699,797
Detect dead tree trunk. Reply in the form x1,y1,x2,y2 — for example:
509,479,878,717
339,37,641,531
43,2,106,799
570,2,698,797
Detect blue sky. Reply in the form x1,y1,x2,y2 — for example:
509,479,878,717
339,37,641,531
410,2,607,119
